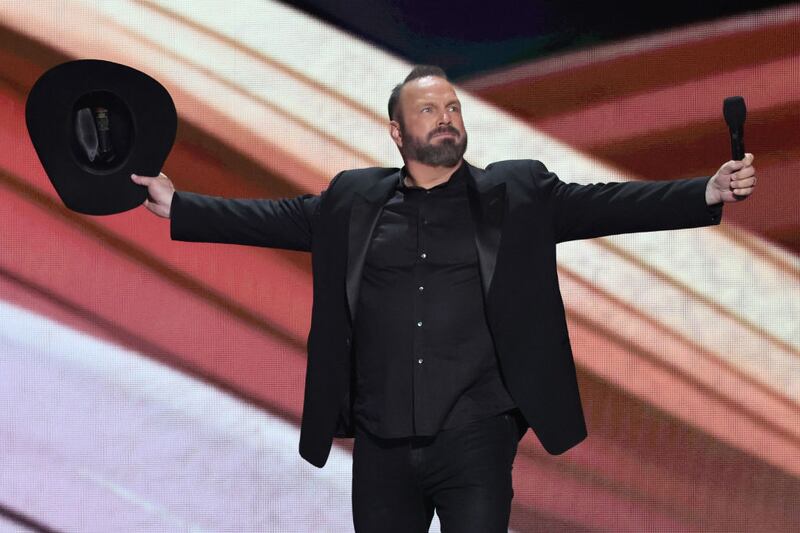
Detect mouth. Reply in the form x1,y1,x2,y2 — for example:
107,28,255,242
430,130,458,139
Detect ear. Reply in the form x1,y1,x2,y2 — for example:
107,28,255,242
389,120,403,149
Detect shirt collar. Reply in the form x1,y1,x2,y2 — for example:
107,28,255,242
398,161,468,192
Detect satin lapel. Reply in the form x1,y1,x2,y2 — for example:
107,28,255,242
466,165,506,298
346,171,400,322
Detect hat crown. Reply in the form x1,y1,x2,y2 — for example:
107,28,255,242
71,90,135,175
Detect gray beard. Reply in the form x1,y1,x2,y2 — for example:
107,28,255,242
402,130,468,167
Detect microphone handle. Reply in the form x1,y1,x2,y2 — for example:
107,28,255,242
730,128,745,161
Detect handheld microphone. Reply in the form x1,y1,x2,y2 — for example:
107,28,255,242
723,96,746,161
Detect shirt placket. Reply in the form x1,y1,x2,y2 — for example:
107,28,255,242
412,192,429,434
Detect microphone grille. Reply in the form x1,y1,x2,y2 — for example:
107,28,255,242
723,96,746,129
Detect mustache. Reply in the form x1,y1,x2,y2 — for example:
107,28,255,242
428,125,460,140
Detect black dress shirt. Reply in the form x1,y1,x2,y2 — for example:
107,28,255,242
353,163,516,438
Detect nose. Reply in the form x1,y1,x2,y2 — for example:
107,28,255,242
438,110,451,125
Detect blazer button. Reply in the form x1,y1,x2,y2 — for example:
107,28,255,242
345,337,351,347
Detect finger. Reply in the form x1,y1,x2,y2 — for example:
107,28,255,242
732,176,757,189
721,153,755,174
144,197,162,212
733,166,756,180
720,159,746,175
732,186,754,196
131,173,154,185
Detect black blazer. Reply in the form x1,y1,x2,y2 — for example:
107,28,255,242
171,160,721,467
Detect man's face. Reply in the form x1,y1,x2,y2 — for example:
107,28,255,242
391,76,468,167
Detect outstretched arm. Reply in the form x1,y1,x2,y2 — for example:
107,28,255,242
131,172,320,252
547,154,756,243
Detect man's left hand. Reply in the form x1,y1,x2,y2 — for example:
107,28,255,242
706,153,756,205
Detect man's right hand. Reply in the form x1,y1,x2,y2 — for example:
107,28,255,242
131,172,175,218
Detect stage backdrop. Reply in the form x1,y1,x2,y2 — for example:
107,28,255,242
1,1,798,532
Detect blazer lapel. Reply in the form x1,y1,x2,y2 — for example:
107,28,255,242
466,164,506,298
346,171,400,322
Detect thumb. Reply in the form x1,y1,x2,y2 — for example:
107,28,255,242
721,159,745,175
131,173,154,186
722,153,755,174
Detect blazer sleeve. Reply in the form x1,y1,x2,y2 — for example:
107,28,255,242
169,191,321,252
530,161,724,243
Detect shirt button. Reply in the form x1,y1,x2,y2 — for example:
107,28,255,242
418,286,424,292
417,321,423,327
417,358,424,364
420,252,427,259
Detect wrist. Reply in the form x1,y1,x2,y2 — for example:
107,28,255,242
705,176,721,205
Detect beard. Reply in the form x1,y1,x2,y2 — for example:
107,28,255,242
400,124,468,167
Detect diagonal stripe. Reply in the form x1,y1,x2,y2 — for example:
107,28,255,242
0,503,62,533
461,5,800,98
0,300,360,532
0,167,303,350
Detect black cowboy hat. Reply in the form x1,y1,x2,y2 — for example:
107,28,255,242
26,59,176,215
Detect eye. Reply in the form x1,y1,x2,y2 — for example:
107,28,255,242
448,104,460,113
421,106,432,113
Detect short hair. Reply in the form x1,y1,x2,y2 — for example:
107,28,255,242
388,65,448,121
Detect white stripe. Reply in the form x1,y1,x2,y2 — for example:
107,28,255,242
0,300,358,532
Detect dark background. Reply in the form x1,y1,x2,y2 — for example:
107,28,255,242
283,0,794,77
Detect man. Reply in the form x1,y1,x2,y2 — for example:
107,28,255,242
132,65,756,532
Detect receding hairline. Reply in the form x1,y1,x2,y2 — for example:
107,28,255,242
388,65,450,122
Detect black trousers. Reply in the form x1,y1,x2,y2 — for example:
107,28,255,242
351,412,521,532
